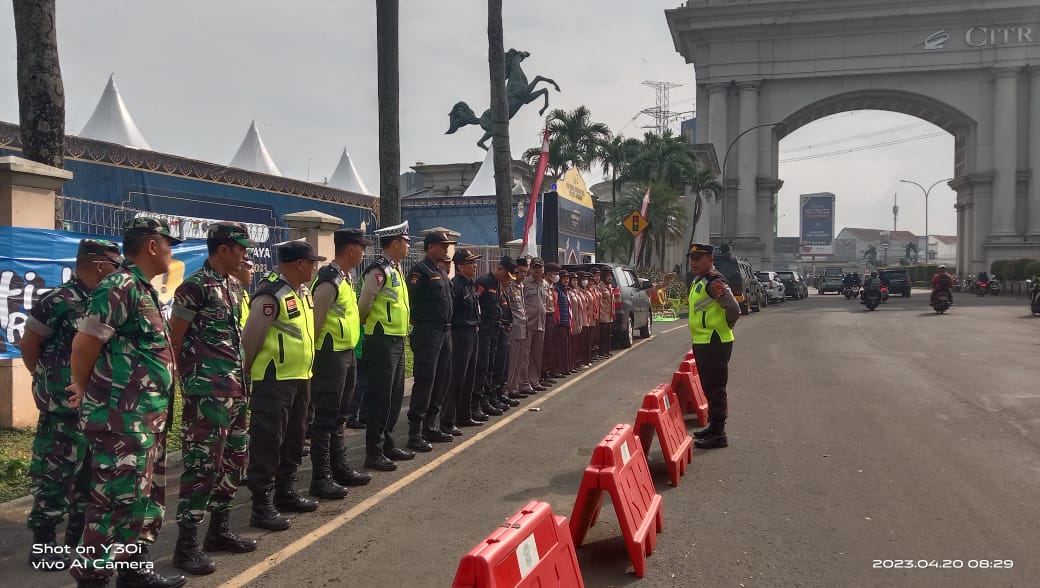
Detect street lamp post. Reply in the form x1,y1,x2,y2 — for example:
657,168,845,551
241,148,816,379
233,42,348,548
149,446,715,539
899,178,953,265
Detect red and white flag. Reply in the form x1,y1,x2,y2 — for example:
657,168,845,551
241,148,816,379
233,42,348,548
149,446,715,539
630,185,651,266
521,128,550,258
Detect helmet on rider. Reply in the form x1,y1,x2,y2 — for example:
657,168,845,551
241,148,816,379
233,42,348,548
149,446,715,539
938,264,946,271
871,271,878,278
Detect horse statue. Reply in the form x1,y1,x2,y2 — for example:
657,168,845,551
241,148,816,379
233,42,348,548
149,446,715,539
446,49,560,150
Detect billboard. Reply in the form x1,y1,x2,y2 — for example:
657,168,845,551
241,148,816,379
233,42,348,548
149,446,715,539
800,193,835,256
544,169,596,264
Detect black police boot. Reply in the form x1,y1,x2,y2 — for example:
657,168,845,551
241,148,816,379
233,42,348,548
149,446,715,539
28,523,69,570
457,417,483,427
694,423,728,449
423,420,454,443
274,478,319,512
364,453,397,471
203,510,256,553
249,486,290,531
478,398,501,416
331,459,373,487
172,523,215,575
309,449,348,499
498,392,520,408
693,423,713,439
406,422,433,452
116,545,186,588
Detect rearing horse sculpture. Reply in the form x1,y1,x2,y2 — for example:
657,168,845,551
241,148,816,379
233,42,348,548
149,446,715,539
446,49,561,150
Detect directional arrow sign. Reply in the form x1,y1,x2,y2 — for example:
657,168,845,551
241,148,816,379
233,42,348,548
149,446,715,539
624,210,649,237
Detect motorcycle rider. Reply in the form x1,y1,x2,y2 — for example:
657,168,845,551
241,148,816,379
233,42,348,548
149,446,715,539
861,271,882,303
931,264,954,306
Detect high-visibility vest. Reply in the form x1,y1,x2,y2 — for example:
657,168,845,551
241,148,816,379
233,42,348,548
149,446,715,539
239,291,250,328
362,258,410,336
688,274,735,344
251,274,315,381
313,264,361,351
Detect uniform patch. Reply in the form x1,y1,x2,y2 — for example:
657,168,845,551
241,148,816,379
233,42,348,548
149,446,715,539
285,296,300,319
263,304,275,317
430,275,442,281
475,285,485,296
409,273,420,285
375,273,385,286
390,272,401,287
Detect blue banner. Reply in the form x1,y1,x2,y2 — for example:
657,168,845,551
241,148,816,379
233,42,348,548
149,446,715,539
0,226,208,359
799,193,835,256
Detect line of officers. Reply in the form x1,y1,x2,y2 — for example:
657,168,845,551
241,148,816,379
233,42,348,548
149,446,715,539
19,217,619,588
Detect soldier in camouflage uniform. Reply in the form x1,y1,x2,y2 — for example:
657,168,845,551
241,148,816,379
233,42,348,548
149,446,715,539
20,239,122,570
67,217,186,588
167,222,257,575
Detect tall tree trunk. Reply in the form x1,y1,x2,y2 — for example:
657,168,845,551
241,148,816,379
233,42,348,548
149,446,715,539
488,0,513,248
376,0,400,226
13,0,65,169
610,169,617,206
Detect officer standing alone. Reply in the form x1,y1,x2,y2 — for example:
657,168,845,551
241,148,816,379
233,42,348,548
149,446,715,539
686,243,741,449
242,240,325,530
358,222,415,471
405,231,457,451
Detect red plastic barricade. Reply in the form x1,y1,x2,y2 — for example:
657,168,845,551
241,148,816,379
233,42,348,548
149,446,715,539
452,501,584,588
671,360,709,426
684,350,694,361
569,424,664,578
634,384,694,486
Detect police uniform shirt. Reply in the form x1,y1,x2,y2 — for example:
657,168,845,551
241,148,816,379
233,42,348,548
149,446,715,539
451,274,481,327
241,280,314,372
407,257,453,326
474,273,504,324
312,261,353,347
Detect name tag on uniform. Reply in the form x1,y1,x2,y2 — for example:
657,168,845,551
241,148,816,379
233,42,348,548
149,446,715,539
391,272,401,287
286,296,301,319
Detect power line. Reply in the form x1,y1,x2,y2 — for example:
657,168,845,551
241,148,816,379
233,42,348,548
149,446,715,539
782,122,927,153
779,131,946,163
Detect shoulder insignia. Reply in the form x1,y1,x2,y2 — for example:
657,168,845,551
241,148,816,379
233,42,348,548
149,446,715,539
375,273,385,286
409,273,421,285
262,303,275,317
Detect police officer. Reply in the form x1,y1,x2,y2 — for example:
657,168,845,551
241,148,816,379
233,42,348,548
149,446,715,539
20,239,121,570
67,218,186,588
504,259,528,399
242,240,325,531
442,249,483,430
521,257,548,393
308,229,374,499
473,256,516,417
167,222,257,575
358,221,415,471
405,231,457,451
686,243,741,449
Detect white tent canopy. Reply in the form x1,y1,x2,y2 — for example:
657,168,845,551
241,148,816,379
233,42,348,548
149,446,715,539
462,149,496,197
328,148,370,194
229,120,281,176
79,74,152,150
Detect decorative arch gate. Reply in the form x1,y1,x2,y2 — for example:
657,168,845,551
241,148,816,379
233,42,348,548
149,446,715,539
667,0,1040,274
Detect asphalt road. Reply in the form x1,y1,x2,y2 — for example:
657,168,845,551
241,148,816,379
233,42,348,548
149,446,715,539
1,289,1037,587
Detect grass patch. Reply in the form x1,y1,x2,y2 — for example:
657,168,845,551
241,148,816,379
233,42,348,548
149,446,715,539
0,427,35,503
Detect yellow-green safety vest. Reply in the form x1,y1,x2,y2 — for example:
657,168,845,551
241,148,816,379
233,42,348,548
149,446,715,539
688,275,735,344
239,291,250,328
363,260,410,337
251,275,315,381
313,265,361,351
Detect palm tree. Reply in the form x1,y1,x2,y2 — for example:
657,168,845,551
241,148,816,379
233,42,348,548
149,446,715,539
376,0,400,225
598,135,642,205
488,0,513,247
521,139,568,180
13,0,65,169
624,130,699,188
545,106,612,172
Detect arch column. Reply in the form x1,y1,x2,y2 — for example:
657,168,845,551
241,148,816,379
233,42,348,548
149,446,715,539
951,173,992,272
990,67,1021,239
706,82,730,244
736,81,760,239
1029,68,1040,238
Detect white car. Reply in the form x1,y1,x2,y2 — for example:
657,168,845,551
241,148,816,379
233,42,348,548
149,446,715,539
755,271,786,303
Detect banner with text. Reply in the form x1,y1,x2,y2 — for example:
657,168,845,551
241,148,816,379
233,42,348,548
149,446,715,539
0,226,208,359
800,193,835,256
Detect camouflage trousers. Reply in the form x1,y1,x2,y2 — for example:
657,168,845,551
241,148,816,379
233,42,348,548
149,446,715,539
71,430,167,580
27,411,91,529
176,395,248,528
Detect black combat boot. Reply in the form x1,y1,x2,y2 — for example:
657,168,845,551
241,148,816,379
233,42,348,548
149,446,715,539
330,442,372,487
694,422,728,449
116,545,186,588
478,398,501,416
406,422,433,452
693,423,713,439
249,486,290,531
28,523,69,570
172,523,215,575
422,417,454,443
203,510,257,553
274,478,319,512
309,445,348,499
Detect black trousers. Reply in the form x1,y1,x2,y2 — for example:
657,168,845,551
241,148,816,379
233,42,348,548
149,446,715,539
310,349,356,473
473,322,500,406
246,378,310,492
362,330,406,457
407,325,452,428
691,337,734,427
444,326,479,425
493,327,511,390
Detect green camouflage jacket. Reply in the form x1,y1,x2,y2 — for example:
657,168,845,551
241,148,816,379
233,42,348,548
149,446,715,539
25,278,91,413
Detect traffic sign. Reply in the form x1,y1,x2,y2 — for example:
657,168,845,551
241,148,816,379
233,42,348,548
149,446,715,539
624,210,648,237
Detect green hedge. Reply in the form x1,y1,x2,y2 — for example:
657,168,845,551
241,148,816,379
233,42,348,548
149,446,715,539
1025,260,1040,280
990,258,1038,280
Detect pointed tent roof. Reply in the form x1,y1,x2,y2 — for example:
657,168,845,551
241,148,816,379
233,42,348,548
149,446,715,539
79,74,152,150
328,149,370,194
462,149,495,197
229,121,281,176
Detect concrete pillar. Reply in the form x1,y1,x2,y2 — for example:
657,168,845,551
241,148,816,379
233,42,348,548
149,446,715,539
736,81,760,239
991,67,1021,239
757,179,782,268
1029,68,1040,238
707,82,730,243
0,156,73,428
283,210,345,263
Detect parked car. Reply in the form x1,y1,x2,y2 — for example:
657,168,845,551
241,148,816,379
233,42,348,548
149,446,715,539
714,253,758,315
818,266,845,294
777,270,808,299
755,271,786,303
879,267,911,297
563,262,652,349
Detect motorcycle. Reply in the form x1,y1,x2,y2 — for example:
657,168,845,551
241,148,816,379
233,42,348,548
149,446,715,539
863,288,881,311
880,285,890,303
931,290,951,314
989,279,1000,296
1028,279,1040,316
843,285,859,300
975,280,989,296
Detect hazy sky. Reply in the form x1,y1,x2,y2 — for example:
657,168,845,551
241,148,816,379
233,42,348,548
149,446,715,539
0,1,956,237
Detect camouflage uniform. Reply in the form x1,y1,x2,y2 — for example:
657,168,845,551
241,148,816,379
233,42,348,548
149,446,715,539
172,261,248,529
72,224,180,581
25,277,93,532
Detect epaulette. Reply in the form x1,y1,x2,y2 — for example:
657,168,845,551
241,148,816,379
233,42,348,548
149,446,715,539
255,275,293,300
315,264,344,288
362,255,391,277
